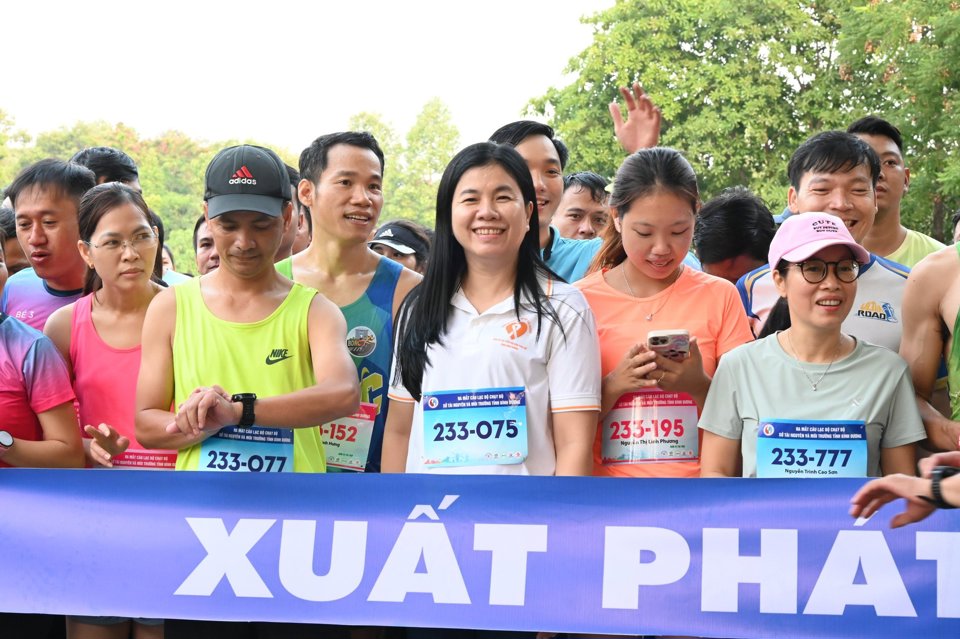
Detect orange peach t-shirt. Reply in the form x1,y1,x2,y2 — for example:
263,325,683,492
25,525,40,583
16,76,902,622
577,267,753,477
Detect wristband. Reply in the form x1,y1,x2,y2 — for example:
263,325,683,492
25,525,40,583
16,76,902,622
927,465,960,509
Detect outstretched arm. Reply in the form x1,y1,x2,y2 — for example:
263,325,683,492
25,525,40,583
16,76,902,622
849,474,941,528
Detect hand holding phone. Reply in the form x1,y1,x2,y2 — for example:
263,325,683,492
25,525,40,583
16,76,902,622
646,330,690,362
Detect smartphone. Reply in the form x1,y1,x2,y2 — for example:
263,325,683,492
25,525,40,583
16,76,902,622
647,330,690,362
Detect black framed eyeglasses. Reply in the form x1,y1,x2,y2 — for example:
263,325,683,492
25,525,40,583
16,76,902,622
791,258,861,284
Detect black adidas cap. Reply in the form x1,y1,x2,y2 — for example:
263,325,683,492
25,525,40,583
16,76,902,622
204,144,292,218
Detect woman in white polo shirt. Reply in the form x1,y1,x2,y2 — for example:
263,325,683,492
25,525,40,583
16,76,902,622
381,142,601,476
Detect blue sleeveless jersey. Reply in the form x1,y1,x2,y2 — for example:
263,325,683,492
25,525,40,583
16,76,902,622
339,257,402,472
277,255,402,472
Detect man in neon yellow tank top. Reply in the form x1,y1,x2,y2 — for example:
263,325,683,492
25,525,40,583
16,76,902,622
136,144,359,476
276,132,420,473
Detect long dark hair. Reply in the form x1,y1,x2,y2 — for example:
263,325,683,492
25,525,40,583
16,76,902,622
393,142,561,401
590,147,699,273
78,183,164,295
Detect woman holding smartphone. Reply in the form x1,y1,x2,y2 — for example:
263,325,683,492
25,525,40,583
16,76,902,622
699,214,924,478
576,148,752,478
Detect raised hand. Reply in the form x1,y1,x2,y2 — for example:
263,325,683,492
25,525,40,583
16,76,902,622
609,82,662,153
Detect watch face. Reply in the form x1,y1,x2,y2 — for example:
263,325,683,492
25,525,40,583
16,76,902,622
0,431,13,448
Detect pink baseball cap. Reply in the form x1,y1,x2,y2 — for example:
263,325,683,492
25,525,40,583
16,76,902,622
768,213,870,270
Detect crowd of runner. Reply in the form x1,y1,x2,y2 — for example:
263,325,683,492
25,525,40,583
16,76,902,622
2,85,960,638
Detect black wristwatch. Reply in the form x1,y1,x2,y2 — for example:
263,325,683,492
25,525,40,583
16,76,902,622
927,466,960,509
231,393,257,428
0,430,13,451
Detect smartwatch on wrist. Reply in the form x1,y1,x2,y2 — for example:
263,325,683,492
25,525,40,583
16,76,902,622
0,430,13,454
231,393,257,428
928,465,960,509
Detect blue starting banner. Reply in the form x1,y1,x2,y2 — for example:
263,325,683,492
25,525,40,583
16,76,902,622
0,470,957,638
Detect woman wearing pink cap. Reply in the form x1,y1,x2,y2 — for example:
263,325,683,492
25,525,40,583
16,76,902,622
699,213,924,478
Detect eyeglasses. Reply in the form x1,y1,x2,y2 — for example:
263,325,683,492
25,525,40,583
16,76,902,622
85,232,158,253
791,258,861,284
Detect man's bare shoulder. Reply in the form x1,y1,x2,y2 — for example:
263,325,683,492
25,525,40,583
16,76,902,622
909,245,960,288
396,267,422,297
147,286,177,314
909,245,960,326
306,289,343,317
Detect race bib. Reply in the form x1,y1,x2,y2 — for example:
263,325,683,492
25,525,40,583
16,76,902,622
200,425,293,473
601,390,699,464
422,387,527,468
112,448,177,470
321,403,377,471
757,419,867,478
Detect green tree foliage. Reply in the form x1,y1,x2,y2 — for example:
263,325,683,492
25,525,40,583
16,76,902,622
530,0,855,208
837,0,960,238
349,99,460,227
392,98,460,226
0,100,458,274
0,117,298,274
0,109,29,174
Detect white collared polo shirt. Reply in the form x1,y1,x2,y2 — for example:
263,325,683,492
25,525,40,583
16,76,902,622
389,278,601,475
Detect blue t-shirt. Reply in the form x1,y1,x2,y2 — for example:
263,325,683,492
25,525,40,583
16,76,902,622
162,270,192,286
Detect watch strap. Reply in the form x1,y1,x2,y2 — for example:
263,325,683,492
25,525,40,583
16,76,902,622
929,465,960,509
231,393,257,428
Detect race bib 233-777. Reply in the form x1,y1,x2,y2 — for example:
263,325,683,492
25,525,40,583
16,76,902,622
757,419,867,478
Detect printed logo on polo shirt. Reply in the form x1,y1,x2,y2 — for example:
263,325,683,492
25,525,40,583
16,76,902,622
856,301,898,323
347,326,377,357
504,319,530,340
494,318,531,351
229,166,257,185
265,348,292,365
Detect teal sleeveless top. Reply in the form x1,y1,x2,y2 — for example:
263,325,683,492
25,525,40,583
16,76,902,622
277,255,403,471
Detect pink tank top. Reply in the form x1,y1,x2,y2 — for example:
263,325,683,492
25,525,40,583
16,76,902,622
70,294,176,469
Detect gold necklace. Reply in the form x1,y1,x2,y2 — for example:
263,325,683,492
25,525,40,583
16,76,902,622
784,330,843,392
622,264,682,321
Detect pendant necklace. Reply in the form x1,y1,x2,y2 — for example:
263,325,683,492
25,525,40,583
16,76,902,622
622,265,682,321
784,330,842,392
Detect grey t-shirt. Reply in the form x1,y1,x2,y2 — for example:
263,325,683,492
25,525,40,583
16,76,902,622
699,333,925,477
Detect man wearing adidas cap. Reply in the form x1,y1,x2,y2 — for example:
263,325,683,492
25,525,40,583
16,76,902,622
276,132,421,474
136,144,359,634
736,131,909,352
